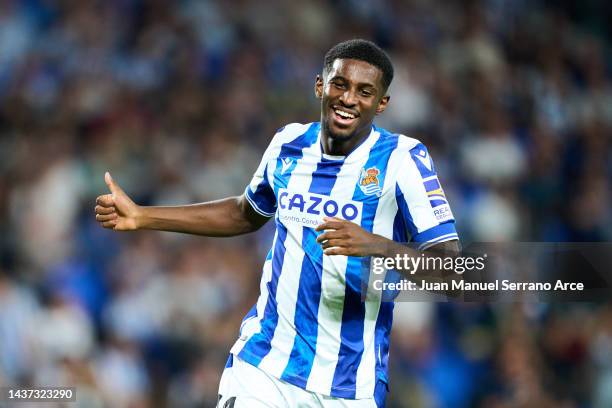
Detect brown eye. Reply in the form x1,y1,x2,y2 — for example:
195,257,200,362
331,80,345,89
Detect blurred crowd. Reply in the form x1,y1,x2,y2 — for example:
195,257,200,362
0,0,611,407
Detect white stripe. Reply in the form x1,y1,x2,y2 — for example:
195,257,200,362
421,175,438,182
266,155,276,194
234,124,313,356
258,136,321,378
230,234,277,355
428,195,447,201
419,233,459,250
428,232,457,242
423,232,458,243
354,135,400,399
306,131,381,395
246,123,312,216
396,136,439,234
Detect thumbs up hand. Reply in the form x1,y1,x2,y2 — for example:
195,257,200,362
95,172,141,231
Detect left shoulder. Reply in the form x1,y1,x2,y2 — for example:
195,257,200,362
377,130,439,178
374,126,429,155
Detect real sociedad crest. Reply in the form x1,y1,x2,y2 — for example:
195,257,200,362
359,167,382,197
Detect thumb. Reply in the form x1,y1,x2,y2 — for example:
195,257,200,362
104,171,122,196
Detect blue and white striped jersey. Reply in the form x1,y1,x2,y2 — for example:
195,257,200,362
230,122,458,400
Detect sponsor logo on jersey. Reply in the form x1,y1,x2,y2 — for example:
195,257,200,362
422,175,453,222
278,188,362,227
359,167,382,197
433,205,453,222
423,176,448,207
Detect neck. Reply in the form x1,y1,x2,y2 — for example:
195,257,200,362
321,125,372,156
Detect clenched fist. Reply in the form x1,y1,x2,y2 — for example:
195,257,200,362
95,172,141,231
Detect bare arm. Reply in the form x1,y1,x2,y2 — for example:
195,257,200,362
95,172,270,236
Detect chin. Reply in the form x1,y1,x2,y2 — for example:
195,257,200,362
323,120,356,141
329,130,355,141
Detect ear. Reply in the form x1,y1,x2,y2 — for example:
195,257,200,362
375,95,390,115
314,75,323,99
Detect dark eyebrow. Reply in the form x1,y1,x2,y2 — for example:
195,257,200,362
329,75,378,90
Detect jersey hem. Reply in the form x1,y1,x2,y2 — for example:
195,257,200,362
234,349,376,400
418,233,459,250
245,188,276,217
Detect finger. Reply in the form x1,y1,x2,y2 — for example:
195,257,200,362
315,220,346,232
316,230,345,243
96,213,117,222
95,205,116,215
321,239,345,249
105,172,124,196
324,247,351,256
101,220,118,229
96,194,114,207
323,216,344,222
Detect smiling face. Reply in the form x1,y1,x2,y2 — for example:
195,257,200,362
316,58,389,149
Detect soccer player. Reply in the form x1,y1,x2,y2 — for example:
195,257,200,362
95,39,459,407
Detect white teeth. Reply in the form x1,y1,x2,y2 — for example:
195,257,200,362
334,109,356,119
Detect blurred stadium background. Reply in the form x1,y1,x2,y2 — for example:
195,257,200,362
0,0,611,407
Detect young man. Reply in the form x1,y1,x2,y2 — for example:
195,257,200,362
95,39,459,407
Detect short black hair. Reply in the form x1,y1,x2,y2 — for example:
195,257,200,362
323,39,394,91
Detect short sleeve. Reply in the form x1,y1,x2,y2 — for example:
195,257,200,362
244,138,278,217
395,142,458,250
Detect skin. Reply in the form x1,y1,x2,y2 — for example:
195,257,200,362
95,172,267,236
95,57,459,271
315,217,461,296
316,59,389,156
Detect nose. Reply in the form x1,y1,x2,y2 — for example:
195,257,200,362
339,89,357,107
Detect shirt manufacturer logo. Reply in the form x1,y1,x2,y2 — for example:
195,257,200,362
280,157,293,174
414,149,432,171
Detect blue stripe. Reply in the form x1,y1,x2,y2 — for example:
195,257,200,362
245,187,275,217
239,123,320,365
238,224,288,365
281,157,344,386
248,163,277,215
331,130,399,398
412,221,457,243
225,353,234,368
392,207,408,244
271,123,320,196
374,381,388,408
395,184,418,239
423,177,441,192
373,302,393,406
240,304,258,329
410,143,436,178
430,198,448,207
379,210,409,302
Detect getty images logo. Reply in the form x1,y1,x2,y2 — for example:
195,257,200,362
278,189,363,227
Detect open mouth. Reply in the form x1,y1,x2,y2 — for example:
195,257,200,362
331,106,358,126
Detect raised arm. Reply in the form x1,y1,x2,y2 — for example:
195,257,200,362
95,172,270,236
